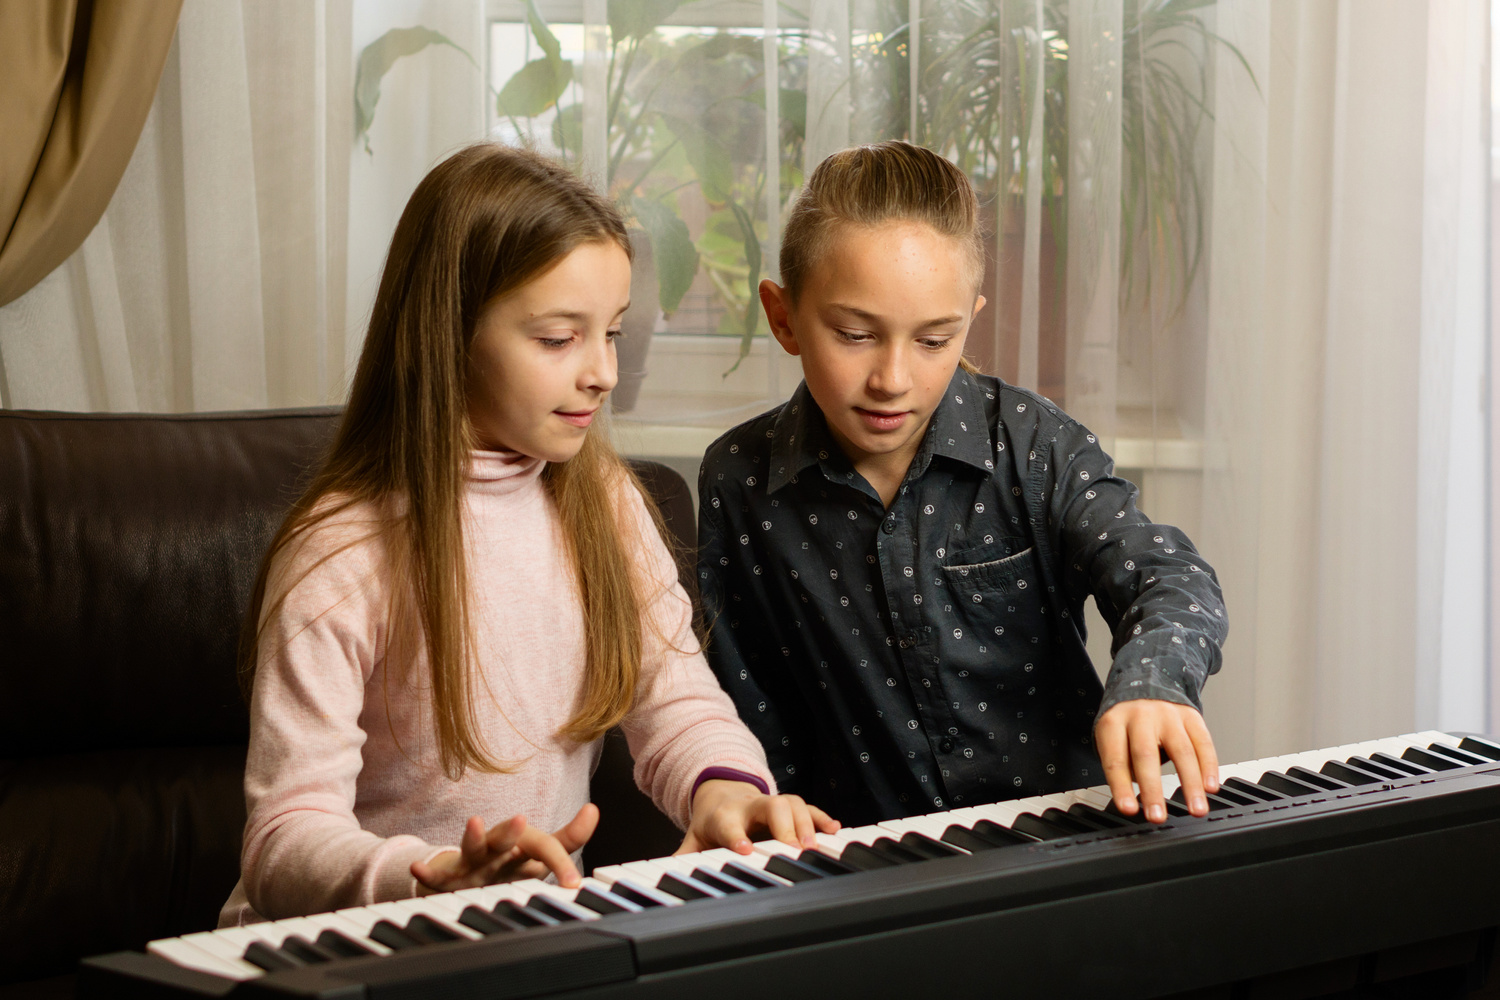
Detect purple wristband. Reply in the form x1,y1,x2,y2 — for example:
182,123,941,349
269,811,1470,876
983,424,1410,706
691,766,770,800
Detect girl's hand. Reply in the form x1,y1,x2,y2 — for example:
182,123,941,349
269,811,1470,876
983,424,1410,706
1095,700,1220,824
678,779,841,855
411,803,598,893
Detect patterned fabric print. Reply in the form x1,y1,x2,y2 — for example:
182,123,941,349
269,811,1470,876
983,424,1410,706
697,368,1227,826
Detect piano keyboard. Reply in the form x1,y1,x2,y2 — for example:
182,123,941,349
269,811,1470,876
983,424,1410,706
81,730,1500,998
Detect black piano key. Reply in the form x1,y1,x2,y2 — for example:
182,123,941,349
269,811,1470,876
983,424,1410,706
974,818,1044,842
1207,785,1258,806
1011,812,1079,841
459,906,526,934
316,929,376,958
1256,772,1323,797
493,899,559,928
403,914,461,944
279,935,339,964
939,824,1014,852
899,831,966,857
1222,776,1285,801
690,867,756,894
1345,755,1406,780
575,885,646,914
836,842,901,870
1459,736,1500,760
608,878,676,908
765,853,832,883
720,860,784,889
798,848,862,874
1286,766,1350,790
657,871,728,900
1423,743,1489,766
864,838,927,864
242,940,304,972
1401,747,1462,771
1038,808,1100,833
369,920,424,951
1370,751,1430,775
526,894,591,922
1067,803,1132,828
1319,760,1384,785
1168,789,1236,812
1101,801,1152,823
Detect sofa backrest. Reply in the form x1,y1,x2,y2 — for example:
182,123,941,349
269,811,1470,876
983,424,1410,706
0,408,688,983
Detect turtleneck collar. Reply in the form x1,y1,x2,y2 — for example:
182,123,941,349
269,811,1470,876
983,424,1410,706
466,448,546,495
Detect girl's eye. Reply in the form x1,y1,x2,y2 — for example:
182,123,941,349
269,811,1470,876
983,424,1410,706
606,327,624,340
539,336,573,349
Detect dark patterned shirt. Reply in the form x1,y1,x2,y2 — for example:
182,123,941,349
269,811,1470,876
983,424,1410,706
697,368,1227,826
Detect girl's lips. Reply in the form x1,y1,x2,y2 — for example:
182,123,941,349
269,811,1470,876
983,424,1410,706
855,407,910,432
556,409,597,428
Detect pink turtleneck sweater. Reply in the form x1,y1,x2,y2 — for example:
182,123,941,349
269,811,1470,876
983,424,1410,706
219,450,774,926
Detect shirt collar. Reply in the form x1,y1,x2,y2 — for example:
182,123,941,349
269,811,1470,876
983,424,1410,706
766,369,995,494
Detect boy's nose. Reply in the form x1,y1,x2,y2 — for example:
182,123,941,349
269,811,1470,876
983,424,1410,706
868,347,913,398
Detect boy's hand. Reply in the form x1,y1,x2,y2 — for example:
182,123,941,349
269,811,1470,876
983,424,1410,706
1095,700,1219,823
411,803,598,893
678,779,841,855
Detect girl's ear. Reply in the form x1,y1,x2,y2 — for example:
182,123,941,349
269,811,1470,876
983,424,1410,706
759,279,800,356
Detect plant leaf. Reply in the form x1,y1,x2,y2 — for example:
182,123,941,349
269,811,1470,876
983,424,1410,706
726,199,762,375
656,113,733,202
354,27,475,153
608,0,683,41
552,103,583,154
525,0,562,65
631,196,699,314
496,57,574,118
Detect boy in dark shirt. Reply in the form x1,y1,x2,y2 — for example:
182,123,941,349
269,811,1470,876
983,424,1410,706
698,142,1227,828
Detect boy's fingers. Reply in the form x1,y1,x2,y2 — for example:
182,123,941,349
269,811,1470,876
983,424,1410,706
1185,711,1221,792
1129,720,1167,823
1163,724,1206,816
516,827,581,888
1096,718,1137,814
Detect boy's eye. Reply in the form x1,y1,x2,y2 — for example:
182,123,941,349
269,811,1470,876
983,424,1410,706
836,329,873,343
919,336,955,350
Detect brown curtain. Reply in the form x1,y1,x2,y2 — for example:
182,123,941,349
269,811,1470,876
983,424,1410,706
0,0,182,308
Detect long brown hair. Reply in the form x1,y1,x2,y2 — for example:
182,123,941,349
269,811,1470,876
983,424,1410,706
242,143,655,778
780,140,985,374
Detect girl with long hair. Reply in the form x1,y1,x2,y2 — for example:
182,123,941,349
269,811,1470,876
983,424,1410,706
221,143,837,925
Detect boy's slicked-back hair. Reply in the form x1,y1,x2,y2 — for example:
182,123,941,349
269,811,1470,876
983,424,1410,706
779,140,985,303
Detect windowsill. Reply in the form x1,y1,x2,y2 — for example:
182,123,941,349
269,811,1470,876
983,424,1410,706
609,335,1205,471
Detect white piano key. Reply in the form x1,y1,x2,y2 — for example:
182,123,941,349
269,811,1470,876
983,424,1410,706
751,839,802,858
148,937,262,981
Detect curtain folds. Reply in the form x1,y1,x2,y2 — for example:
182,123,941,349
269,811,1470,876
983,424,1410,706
0,0,183,310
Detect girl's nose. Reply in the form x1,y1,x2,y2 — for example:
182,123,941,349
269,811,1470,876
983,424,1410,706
583,332,619,394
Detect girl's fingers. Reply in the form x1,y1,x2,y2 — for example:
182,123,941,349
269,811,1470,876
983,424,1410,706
1096,716,1137,815
484,815,527,857
553,803,600,854
1128,718,1167,823
515,826,582,888
460,816,488,867
787,797,817,849
763,795,799,848
810,805,841,834
1184,710,1221,792
711,809,753,854
673,831,705,856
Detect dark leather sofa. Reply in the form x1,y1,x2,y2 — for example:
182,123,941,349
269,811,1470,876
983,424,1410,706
0,408,685,997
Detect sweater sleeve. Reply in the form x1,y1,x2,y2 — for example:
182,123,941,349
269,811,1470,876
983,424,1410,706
617,483,776,830
239,511,454,920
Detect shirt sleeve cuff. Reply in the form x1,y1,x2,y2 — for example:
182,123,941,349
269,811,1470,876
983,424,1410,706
691,766,770,801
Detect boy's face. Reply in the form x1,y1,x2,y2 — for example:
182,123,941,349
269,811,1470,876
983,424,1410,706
761,220,985,476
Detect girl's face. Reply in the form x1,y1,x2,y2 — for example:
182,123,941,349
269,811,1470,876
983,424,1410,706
761,220,985,473
467,240,631,462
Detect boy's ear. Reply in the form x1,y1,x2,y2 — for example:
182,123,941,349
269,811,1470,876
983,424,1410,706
759,279,800,356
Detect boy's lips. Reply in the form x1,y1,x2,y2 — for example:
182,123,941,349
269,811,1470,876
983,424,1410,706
555,408,597,428
854,407,911,432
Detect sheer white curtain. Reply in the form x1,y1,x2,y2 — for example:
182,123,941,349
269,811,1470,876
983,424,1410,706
0,0,1490,760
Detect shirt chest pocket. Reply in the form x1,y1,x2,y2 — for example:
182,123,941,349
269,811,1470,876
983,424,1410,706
940,541,1050,654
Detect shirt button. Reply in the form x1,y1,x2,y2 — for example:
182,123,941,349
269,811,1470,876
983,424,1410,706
939,738,955,754
882,516,896,534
